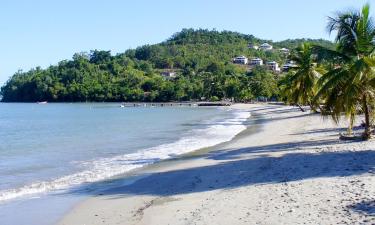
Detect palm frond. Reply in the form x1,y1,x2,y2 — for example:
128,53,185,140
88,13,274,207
312,45,350,64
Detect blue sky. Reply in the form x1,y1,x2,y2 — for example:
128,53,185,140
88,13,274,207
0,0,372,85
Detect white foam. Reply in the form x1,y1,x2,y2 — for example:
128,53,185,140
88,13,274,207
0,110,250,202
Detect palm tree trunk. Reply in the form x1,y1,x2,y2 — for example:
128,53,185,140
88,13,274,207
347,112,354,135
296,104,305,112
308,102,316,113
317,104,323,113
362,94,371,140
308,101,322,113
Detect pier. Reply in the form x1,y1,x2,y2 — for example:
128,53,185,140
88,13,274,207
120,102,232,107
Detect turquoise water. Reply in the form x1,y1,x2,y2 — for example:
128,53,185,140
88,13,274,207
0,103,250,224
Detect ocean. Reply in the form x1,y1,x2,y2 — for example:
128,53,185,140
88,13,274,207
0,103,250,225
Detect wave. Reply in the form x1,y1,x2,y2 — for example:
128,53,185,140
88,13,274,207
0,110,250,202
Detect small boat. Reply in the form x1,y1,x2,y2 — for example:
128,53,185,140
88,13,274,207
120,104,125,108
37,101,48,104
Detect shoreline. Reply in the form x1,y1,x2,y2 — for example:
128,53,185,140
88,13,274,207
0,104,247,203
59,103,375,225
0,103,251,225
54,103,260,224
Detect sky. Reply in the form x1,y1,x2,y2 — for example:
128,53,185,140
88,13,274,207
0,0,372,85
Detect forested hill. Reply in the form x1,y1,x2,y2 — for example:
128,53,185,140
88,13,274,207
0,29,334,102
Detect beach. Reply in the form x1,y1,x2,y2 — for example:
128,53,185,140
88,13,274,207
58,103,375,225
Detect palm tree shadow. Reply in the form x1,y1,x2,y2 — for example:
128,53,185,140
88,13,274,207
255,113,311,123
95,149,375,199
292,127,347,135
207,139,343,160
291,126,365,136
349,200,375,216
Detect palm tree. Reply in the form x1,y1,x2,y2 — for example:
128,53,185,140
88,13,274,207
314,4,375,139
279,43,322,112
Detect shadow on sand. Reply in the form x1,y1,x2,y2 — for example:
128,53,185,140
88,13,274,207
81,144,374,199
349,200,375,216
207,139,344,160
66,106,374,218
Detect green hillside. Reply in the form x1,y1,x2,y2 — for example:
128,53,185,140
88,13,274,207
0,29,334,102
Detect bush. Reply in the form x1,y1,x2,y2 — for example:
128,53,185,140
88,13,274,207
210,96,220,101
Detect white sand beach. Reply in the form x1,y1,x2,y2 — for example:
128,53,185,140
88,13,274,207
58,104,375,225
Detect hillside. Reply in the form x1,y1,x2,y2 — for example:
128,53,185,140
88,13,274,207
0,29,334,102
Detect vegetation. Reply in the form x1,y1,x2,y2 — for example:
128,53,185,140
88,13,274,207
279,43,323,112
281,4,375,140
0,29,333,102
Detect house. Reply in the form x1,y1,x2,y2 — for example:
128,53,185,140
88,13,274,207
260,43,273,51
266,61,280,72
282,60,297,72
161,70,177,79
249,58,263,66
233,56,248,64
248,43,259,50
279,48,290,54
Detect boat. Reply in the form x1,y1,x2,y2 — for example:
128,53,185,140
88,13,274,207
37,101,48,104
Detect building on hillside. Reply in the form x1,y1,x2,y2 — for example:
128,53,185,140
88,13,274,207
161,70,177,79
266,61,280,72
233,56,248,64
282,60,297,72
279,48,290,54
260,43,273,51
249,58,263,66
248,43,259,50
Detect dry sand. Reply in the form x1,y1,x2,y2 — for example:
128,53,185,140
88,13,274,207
58,104,375,225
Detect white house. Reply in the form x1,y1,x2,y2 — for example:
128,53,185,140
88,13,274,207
279,48,290,54
233,56,248,64
161,70,177,79
248,43,259,50
260,43,273,51
282,60,297,72
266,61,280,72
249,58,263,66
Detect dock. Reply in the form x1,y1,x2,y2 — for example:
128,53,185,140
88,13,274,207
197,102,232,106
120,102,232,107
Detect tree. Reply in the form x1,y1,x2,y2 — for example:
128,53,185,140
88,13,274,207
249,66,278,99
314,4,375,139
279,43,322,112
1,29,333,103
89,50,112,64
224,77,241,101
